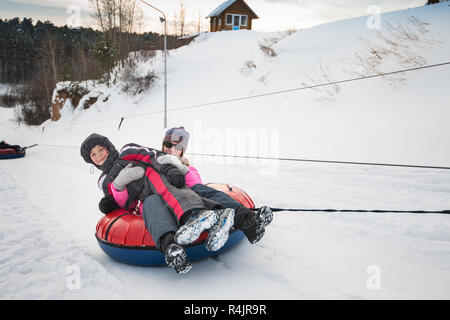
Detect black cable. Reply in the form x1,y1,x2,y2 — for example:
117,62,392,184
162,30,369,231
168,62,450,112
42,61,450,130
188,152,450,170
251,207,450,214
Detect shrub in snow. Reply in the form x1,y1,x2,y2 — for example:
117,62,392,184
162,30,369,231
300,61,341,103
120,68,156,95
341,14,441,86
119,52,157,95
13,80,51,125
240,61,257,76
0,87,21,108
259,43,277,57
93,38,118,86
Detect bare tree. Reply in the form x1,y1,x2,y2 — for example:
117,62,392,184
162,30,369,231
89,0,141,37
88,0,146,83
179,2,186,36
41,33,63,86
197,10,203,33
90,0,106,32
172,1,187,36
134,6,145,34
172,13,179,36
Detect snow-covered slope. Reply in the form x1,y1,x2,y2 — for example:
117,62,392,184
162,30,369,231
1,3,449,299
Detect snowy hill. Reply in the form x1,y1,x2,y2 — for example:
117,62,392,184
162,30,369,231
1,2,450,299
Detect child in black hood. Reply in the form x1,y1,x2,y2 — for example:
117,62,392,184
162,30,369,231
80,133,228,274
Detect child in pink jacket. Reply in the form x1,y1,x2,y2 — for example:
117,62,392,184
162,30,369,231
161,127,273,250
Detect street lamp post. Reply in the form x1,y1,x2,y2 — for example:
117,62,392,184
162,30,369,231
137,0,168,128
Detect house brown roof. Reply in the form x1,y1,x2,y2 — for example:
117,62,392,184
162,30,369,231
206,0,259,19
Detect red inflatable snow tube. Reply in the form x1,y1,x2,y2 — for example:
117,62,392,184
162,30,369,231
0,148,26,160
95,183,255,266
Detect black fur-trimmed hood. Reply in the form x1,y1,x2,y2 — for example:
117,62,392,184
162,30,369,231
80,133,119,173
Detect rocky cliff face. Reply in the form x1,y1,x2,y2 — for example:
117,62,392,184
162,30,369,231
51,83,102,121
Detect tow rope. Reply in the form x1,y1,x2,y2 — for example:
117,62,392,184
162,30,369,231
252,207,450,215
23,144,38,150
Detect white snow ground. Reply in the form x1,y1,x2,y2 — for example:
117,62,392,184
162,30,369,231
1,3,450,299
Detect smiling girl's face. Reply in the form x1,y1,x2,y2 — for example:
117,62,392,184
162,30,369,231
90,145,109,166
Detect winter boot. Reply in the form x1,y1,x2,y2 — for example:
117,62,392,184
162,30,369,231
174,209,219,246
164,243,192,274
234,206,273,244
257,206,273,228
205,208,235,252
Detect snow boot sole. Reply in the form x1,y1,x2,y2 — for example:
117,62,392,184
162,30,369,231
257,206,273,228
165,243,192,274
175,210,219,246
206,208,235,252
239,206,272,244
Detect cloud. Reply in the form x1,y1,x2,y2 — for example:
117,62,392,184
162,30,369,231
1,0,94,28
2,0,427,33
251,0,426,31
7,0,91,11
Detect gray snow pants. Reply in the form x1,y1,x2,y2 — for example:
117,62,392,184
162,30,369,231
191,184,242,211
142,195,178,251
141,192,226,251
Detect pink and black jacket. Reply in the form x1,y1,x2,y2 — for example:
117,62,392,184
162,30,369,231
80,134,205,222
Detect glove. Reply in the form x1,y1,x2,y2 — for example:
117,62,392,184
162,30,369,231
157,154,188,175
160,164,186,188
99,195,120,214
113,163,145,191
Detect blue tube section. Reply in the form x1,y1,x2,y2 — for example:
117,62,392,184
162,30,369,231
97,230,245,267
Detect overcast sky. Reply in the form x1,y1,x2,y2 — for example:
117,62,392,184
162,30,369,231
1,0,427,33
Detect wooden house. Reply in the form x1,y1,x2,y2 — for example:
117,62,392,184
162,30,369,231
206,0,259,32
